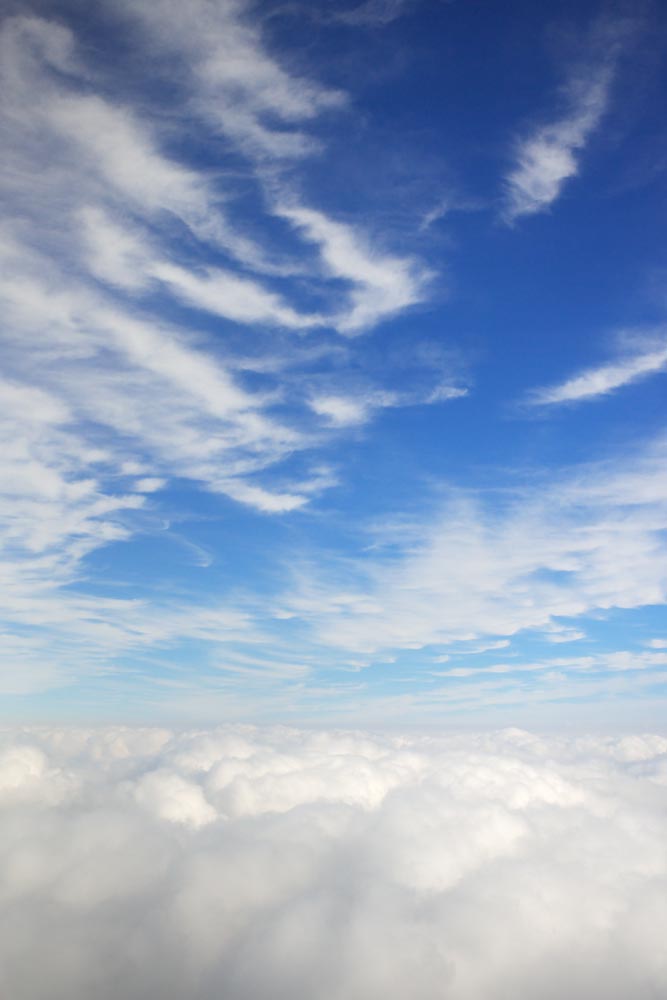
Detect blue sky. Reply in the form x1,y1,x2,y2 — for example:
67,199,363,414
1,0,666,727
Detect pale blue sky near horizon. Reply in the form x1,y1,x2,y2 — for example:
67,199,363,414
1,0,666,728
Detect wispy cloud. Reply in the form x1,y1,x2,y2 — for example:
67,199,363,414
503,71,611,222
281,436,667,657
115,0,346,160
333,0,418,27
276,204,431,333
308,389,399,427
4,1,660,723
0,7,435,521
435,649,667,679
0,4,446,695
528,336,667,405
502,19,630,222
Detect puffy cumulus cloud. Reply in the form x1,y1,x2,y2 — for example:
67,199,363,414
1,725,666,999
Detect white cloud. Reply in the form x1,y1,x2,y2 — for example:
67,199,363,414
132,477,166,494
309,394,371,426
49,94,207,216
116,0,345,159
458,639,511,655
148,260,322,329
0,4,433,560
426,383,468,403
0,254,304,472
529,338,667,405
307,378,466,429
218,479,308,513
436,649,667,679
0,725,666,999
543,624,587,643
308,389,401,427
277,204,430,333
0,377,71,425
0,223,338,686
78,206,154,291
0,338,292,684
282,437,667,656
503,19,630,222
504,72,610,221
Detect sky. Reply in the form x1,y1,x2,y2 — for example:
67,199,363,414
2,5,667,998
1,0,667,728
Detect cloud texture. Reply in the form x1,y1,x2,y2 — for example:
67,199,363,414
529,337,667,405
1,725,666,999
502,16,634,222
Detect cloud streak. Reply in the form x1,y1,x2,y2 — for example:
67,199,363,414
528,336,667,405
276,204,430,333
0,3,452,691
504,70,611,221
503,18,630,222
116,0,346,160
282,436,667,657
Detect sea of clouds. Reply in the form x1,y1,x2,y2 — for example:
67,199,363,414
1,725,666,999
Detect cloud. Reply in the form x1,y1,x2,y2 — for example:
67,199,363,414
455,639,512,655
435,649,667,679
543,624,587,643
333,0,417,27
0,725,666,999
0,3,446,688
308,389,399,427
0,326,290,685
282,436,667,657
309,393,372,426
276,204,430,333
502,19,630,222
426,383,468,403
115,0,345,159
503,73,610,221
528,337,667,405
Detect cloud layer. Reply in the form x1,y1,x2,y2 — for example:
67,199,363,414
1,725,666,1000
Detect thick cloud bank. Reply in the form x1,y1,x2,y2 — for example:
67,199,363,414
1,726,666,999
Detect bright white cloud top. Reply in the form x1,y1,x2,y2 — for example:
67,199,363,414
1,725,666,1000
